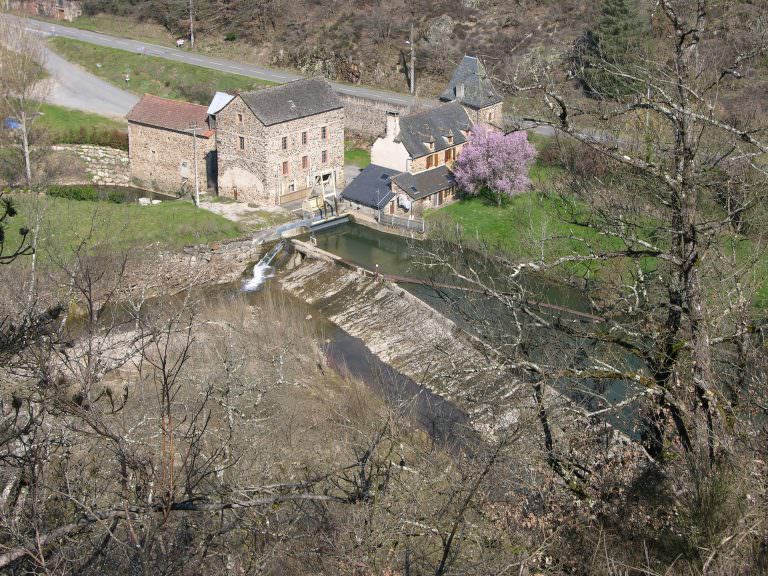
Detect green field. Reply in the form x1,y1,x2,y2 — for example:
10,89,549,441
36,103,126,133
7,194,243,260
48,37,274,104
430,192,605,259
344,143,371,168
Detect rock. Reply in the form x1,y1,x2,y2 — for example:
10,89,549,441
426,14,454,45
139,197,151,206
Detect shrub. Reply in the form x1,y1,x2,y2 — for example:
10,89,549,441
224,32,238,41
47,185,99,202
47,185,135,203
52,127,129,150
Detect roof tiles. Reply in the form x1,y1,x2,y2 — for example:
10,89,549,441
127,94,213,137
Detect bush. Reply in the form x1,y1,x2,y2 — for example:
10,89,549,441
51,127,129,150
47,185,99,202
47,185,135,203
224,32,238,41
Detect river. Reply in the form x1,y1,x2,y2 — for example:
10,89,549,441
308,222,645,435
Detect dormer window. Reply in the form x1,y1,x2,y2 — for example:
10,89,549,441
446,134,454,145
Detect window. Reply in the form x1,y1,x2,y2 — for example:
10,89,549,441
281,136,288,150
445,148,454,162
321,126,327,141
488,110,495,121
302,155,309,170
427,155,433,169
321,150,328,164
288,183,295,193
301,131,307,145
237,113,243,123
238,136,245,150
282,161,289,176
446,134,454,145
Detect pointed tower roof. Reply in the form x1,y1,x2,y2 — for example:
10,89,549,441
440,55,503,110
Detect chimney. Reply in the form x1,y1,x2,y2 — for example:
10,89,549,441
455,83,465,100
385,111,400,139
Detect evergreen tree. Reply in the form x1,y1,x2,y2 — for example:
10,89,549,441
572,0,647,100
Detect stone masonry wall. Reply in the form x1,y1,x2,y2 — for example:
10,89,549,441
339,93,410,138
216,96,344,205
123,236,266,299
128,123,215,195
52,144,130,187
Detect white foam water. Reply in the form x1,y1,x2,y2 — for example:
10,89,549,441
242,241,284,292
243,261,275,292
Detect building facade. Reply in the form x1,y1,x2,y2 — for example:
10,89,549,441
366,101,470,214
215,78,345,205
127,94,216,195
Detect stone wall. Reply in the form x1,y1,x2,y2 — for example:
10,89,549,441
128,123,215,195
124,236,266,299
216,96,345,205
52,144,130,187
339,93,411,138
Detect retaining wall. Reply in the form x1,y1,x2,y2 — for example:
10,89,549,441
52,144,130,187
339,93,411,138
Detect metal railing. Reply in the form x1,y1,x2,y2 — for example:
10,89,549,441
377,212,426,233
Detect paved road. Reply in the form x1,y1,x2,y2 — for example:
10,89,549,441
24,17,416,108
42,47,139,117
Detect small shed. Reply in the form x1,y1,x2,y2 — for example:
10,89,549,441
340,164,400,217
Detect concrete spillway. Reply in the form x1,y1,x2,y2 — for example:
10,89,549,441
280,243,535,435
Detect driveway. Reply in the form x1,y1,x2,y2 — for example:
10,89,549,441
42,47,139,117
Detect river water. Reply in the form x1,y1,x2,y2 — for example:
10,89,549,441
308,222,645,435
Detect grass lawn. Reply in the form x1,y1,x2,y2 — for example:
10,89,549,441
8,194,243,261
430,192,606,259
344,143,371,168
48,37,274,105
36,102,126,133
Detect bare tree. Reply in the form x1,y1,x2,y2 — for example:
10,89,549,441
0,14,49,188
412,0,768,571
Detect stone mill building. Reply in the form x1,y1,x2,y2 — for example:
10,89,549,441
127,94,216,195
215,78,345,205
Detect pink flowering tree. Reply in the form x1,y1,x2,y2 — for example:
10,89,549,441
454,125,537,207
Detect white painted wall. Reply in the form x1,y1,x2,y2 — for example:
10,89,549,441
371,137,410,172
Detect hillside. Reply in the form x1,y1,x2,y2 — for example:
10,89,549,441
72,0,768,118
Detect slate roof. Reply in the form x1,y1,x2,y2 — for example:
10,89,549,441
440,55,503,110
239,78,342,127
126,94,213,137
391,165,456,201
397,102,471,159
341,164,399,209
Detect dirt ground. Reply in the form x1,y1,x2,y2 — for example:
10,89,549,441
199,198,296,231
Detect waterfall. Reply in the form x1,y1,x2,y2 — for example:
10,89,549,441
243,241,284,292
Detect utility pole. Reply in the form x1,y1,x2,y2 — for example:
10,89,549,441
409,23,415,95
189,0,195,49
189,121,200,207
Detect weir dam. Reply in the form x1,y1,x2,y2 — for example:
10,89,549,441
278,238,636,463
